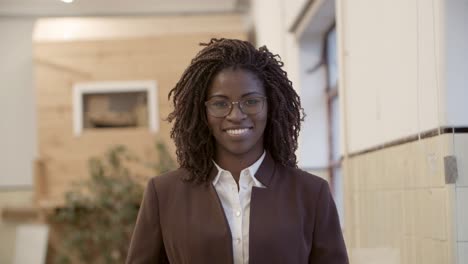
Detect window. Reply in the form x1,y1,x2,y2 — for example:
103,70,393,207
324,25,343,226
73,81,158,136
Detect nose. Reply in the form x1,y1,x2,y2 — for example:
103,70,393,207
226,102,246,121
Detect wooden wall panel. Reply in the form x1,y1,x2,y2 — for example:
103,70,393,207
35,23,246,204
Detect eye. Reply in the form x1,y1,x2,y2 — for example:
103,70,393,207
210,100,229,108
243,98,261,106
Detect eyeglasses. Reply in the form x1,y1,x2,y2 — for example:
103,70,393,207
205,96,267,118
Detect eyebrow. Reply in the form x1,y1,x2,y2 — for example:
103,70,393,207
207,92,265,99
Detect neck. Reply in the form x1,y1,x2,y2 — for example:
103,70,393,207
215,150,263,182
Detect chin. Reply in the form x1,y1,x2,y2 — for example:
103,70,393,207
221,141,263,157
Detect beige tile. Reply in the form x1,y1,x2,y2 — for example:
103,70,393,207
414,140,429,189
374,191,388,244
373,191,384,246
458,242,468,264
381,191,392,240
439,133,455,187
445,185,457,263
352,192,360,229
425,134,454,188
454,134,468,187
414,189,428,237
423,136,441,188
347,193,361,248
359,192,370,246
349,228,361,250
414,238,424,264
402,190,409,236
366,192,377,246
456,187,468,241
428,188,447,240
431,240,448,264
350,247,401,264
353,156,363,192
401,236,416,264
421,239,448,264
447,239,456,264
400,236,408,264
406,140,424,189
376,191,387,238
395,145,407,190
353,157,364,192
389,191,404,238
403,190,416,236
350,156,363,192
365,152,380,191
420,238,433,264
383,145,405,191
379,147,390,190
347,159,357,192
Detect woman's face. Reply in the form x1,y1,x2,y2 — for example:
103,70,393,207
206,68,268,161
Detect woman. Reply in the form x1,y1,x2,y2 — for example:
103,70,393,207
126,38,348,264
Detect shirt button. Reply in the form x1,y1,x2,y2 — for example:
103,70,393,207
235,238,241,244
235,211,241,217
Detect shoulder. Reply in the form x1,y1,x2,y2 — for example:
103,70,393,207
275,165,329,194
148,168,191,192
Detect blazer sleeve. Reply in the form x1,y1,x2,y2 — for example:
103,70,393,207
126,180,168,264
309,181,349,264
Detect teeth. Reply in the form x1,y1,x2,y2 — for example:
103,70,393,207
226,128,250,135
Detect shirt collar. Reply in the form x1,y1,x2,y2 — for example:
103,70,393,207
212,151,266,187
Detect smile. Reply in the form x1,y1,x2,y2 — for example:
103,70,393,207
225,128,252,136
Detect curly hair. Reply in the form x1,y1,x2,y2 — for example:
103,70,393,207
167,38,304,183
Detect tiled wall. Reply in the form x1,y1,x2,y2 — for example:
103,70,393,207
344,134,462,264
454,134,468,264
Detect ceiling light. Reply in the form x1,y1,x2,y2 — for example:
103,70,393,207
61,0,74,3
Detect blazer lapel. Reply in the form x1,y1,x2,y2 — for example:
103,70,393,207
249,153,277,263
207,166,234,264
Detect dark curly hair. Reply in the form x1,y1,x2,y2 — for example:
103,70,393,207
167,38,304,183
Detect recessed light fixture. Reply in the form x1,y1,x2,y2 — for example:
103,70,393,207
61,0,74,3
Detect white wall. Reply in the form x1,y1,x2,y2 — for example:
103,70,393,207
250,0,302,87
443,0,468,127
340,0,444,153
251,0,285,56
0,18,36,187
297,37,329,168
340,0,468,153
417,0,442,132
283,0,309,29
252,0,331,167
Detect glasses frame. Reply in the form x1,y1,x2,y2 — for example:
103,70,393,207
205,96,267,118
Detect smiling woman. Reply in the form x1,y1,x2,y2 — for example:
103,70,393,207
126,38,349,264
205,68,268,177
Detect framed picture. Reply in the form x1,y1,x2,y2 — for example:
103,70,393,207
73,80,158,136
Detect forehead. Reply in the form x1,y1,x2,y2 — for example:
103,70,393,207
207,68,265,98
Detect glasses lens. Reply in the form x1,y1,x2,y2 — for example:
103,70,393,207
206,99,230,117
205,97,266,117
240,97,264,114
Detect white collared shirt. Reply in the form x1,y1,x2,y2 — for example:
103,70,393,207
212,151,266,264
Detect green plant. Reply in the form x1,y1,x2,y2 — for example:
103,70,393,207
50,142,175,264
146,141,177,175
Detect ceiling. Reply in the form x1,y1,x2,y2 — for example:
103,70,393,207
0,0,248,17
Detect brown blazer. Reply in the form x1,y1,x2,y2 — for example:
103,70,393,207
126,153,348,264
